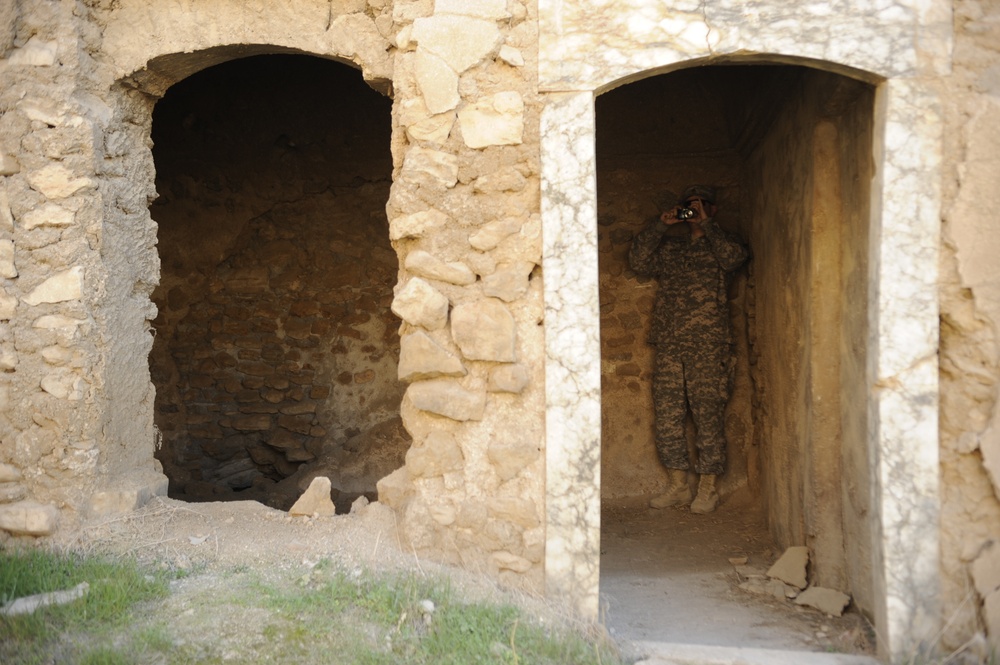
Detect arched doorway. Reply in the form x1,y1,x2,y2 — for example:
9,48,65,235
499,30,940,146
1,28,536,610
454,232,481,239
147,54,405,512
594,63,876,650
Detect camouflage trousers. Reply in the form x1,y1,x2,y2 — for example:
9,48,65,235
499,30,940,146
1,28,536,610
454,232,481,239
652,343,730,476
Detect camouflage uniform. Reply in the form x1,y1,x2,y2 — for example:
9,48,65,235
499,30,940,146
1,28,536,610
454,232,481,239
628,216,748,475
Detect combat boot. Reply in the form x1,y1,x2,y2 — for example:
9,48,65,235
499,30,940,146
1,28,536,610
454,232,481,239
690,474,719,514
649,469,692,509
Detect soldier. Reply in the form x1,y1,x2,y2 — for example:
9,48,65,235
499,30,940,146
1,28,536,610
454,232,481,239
628,185,748,514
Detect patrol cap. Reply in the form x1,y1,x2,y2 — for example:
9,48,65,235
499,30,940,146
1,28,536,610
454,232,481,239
680,184,717,205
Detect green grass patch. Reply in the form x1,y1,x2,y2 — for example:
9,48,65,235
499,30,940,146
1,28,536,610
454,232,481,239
0,547,169,664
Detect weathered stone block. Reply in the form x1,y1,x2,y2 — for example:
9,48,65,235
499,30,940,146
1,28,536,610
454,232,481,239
482,261,533,302
0,501,59,536
411,15,502,73
469,216,522,251
405,249,475,285
377,466,415,509
21,202,75,231
0,482,26,503
231,414,271,431
25,267,85,305
0,463,22,483
414,50,460,114
289,476,336,516
400,147,459,189
491,551,532,573
27,164,93,198
406,378,486,421
458,92,524,148
0,240,15,278
489,497,539,529
451,298,516,361
40,368,84,400
392,277,449,330
436,0,510,19
405,430,464,478
399,330,466,382
7,36,57,66
487,439,540,481
973,542,1000,597
487,364,529,393
498,45,524,67
390,208,450,240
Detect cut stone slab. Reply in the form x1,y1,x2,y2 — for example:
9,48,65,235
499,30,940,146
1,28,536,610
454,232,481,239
288,476,336,517
794,586,851,617
766,545,809,589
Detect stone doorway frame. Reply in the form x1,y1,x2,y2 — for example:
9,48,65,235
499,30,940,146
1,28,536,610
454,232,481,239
539,63,942,660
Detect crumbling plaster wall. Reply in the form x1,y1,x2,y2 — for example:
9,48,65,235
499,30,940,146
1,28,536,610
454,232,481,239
939,0,1000,651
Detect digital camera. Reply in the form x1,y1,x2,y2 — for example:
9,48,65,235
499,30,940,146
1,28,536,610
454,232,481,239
676,207,697,220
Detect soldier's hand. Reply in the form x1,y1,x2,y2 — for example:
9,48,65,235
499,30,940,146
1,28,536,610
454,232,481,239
661,208,685,225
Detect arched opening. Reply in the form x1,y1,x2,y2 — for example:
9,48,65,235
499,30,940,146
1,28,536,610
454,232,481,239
148,54,405,512
595,63,876,650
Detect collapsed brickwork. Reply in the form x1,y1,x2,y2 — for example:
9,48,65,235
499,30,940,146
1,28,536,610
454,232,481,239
0,0,998,659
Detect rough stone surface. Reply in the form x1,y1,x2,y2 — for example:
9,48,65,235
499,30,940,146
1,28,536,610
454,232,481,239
795,586,851,617
398,331,466,382
450,299,517,362
767,546,810,589
405,378,486,421
288,476,337,517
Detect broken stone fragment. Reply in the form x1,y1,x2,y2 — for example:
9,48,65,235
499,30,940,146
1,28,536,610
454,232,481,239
407,112,455,144
766,545,809,589
40,368,84,400
392,277,450,330
406,378,486,421
404,249,476,285
436,0,510,20
450,298,517,361
794,586,851,616
24,266,84,305
0,152,20,177
0,501,59,535
406,430,465,478
398,331,466,382
288,476,336,517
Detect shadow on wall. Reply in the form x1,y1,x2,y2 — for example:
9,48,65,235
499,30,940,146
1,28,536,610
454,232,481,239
147,54,407,513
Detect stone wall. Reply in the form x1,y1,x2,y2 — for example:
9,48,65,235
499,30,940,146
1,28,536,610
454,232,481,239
147,55,404,509
939,0,1000,651
374,0,547,590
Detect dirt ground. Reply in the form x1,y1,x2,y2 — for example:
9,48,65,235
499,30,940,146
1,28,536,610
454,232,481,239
54,493,874,663
601,495,875,657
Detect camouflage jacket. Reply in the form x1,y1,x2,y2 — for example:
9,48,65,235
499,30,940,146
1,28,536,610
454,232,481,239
628,218,748,347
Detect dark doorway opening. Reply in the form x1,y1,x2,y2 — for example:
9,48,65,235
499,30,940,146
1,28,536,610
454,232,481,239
149,54,407,513
595,63,876,653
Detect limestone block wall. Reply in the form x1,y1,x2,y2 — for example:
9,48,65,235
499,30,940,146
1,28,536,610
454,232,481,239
375,0,547,589
939,0,1000,651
